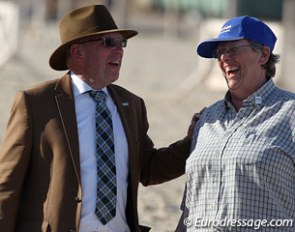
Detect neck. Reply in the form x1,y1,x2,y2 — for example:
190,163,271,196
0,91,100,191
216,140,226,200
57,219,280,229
83,77,108,90
71,70,108,90
230,78,268,111
230,95,243,111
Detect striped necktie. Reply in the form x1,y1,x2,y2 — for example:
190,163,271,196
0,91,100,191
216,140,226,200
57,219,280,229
89,90,116,225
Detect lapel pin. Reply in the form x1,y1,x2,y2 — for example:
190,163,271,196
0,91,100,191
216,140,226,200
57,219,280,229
122,102,129,107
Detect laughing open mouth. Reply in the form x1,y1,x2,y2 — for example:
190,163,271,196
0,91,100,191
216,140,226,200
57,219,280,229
109,60,120,66
226,66,240,76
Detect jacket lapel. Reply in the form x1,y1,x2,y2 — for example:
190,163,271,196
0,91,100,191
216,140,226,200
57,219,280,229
107,85,138,173
108,85,133,145
54,74,81,184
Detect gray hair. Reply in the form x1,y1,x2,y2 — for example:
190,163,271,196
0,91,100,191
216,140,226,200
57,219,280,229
250,41,280,80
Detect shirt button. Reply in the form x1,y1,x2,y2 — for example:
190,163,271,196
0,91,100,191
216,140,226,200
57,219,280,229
212,201,218,209
214,150,221,156
212,176,218,183
244,133,255,144
74,197,82,203
185,200,190,207
224,132,230,137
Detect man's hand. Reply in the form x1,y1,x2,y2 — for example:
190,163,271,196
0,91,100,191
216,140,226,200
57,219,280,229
187,108,206,141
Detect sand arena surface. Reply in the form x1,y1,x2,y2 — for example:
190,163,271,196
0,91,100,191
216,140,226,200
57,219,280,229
1,17,226,231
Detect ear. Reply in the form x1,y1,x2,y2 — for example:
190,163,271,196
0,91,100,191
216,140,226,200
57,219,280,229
69,44,84,60
259,46,270,65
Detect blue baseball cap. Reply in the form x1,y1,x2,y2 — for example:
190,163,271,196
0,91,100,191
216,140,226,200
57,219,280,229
196,15,277,58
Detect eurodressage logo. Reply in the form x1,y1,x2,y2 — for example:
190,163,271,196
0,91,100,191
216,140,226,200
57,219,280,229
183,217,294,230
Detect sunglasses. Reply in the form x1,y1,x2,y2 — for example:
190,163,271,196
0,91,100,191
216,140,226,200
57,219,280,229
213,44,252,59
79,37,127,48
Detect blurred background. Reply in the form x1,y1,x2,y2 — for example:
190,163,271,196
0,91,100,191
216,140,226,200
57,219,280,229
1,0,295,231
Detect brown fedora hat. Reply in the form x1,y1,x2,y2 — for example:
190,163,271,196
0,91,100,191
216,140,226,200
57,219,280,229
49,4,138,70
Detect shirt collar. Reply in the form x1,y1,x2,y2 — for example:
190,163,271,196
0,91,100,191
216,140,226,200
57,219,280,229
224,79,276,110
70,71,108,97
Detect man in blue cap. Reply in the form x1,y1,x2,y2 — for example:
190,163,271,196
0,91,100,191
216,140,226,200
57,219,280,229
176,16,295,231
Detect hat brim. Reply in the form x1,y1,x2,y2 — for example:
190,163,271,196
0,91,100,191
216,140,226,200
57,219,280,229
49,29,138,71
196,36,244,58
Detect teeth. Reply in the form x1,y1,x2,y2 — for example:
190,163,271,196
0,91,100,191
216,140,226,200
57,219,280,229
110,61,119,65
226,66,239,73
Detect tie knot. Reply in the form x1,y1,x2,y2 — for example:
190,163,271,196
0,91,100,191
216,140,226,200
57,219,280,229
89,90,107,103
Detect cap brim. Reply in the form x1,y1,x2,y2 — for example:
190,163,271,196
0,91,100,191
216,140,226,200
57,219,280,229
49,29,138,71
196,37,243,58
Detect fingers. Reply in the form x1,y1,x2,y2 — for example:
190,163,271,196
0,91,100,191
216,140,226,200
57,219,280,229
187,108,206,141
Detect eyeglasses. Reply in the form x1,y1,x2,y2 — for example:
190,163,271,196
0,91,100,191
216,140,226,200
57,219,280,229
213,44,252,59
79,37,127,48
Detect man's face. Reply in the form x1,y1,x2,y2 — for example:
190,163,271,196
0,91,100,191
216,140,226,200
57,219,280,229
81,32,125,88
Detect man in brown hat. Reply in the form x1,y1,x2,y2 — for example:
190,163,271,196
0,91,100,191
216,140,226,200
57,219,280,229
0,4,192,232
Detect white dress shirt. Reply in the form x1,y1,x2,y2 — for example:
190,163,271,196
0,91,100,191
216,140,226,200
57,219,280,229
70,73,130,232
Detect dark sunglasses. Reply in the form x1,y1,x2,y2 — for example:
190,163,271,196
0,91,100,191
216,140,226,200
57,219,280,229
79,37,127,48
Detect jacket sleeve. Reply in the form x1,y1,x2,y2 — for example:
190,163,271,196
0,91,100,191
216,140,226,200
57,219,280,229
138,98,191,186
0,91,32,231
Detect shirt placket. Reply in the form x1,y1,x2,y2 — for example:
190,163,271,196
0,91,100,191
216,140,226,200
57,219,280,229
211,106,254,231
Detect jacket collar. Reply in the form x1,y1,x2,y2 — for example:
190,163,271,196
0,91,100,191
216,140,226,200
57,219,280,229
54,74,81,185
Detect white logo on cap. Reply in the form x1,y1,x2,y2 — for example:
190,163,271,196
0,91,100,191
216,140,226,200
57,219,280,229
221,25,231,34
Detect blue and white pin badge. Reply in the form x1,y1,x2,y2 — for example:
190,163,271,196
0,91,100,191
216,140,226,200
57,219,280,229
254,96,262,109
122,102,129,107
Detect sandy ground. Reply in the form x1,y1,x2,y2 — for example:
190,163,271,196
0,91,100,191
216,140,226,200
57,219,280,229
0,30,224,232
0,9,238,231
1,4,291,230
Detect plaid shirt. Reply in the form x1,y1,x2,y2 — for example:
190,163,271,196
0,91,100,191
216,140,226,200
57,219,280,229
184,80,295,232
